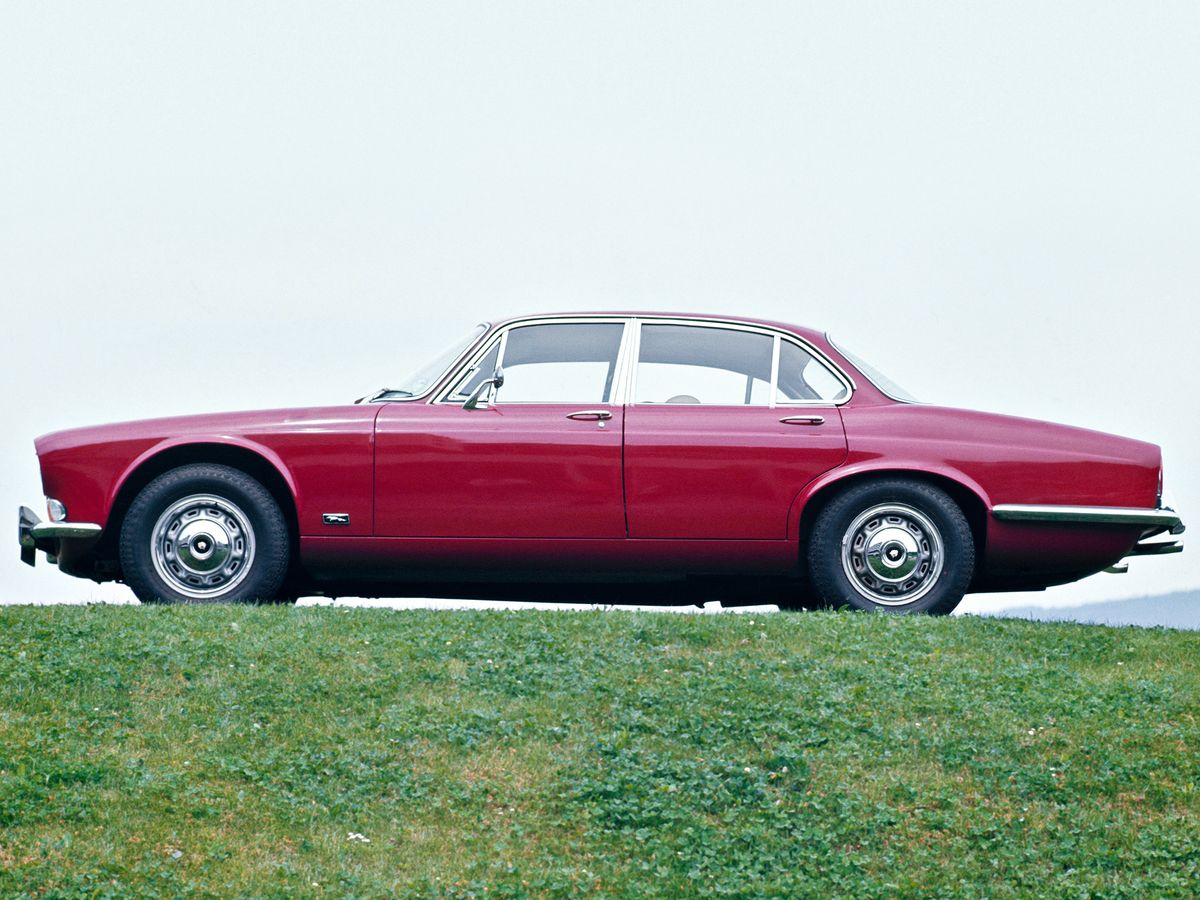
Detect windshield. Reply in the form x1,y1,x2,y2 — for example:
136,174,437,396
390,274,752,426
828,337,919,403
366,323,488,401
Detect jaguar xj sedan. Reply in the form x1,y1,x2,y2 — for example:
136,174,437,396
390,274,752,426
19,313,1184,614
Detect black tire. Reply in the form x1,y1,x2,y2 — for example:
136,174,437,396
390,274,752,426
119,464,290,605
806,479,974,615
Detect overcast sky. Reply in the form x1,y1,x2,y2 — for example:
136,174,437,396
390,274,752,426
2,2,1196,612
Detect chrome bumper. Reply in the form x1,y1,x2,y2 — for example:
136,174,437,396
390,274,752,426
1126,535,1184,556
991,503,1185,534
18,505,102,567
991,502,1184,572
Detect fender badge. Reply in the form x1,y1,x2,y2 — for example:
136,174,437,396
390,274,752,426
322,513,351,526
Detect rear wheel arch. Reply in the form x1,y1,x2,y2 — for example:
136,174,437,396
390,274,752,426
804,477,976,614
796,469,988,566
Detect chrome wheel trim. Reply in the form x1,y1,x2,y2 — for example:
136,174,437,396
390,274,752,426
151,494,256,600
840,503,944,607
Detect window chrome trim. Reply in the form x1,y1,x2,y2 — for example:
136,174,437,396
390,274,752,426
628,317,853,408
425,314,858,408
432,317,635,406
768,336,781,410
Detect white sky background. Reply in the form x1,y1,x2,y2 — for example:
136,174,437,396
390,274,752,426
1,2,1197,613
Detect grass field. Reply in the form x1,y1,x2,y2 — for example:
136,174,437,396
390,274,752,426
1,605,1197,897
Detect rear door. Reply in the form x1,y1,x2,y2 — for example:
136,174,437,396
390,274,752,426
623,321,849,539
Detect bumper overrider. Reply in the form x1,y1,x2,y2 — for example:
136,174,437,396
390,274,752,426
18,506,102,567
991,502,1186,558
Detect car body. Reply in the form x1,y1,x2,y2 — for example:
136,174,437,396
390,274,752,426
19,312,1185,612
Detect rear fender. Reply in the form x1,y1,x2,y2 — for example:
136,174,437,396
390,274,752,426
787,461,992,541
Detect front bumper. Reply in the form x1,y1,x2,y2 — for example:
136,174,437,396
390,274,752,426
18,505,102,567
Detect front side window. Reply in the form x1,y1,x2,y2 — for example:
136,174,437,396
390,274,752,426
634,324,774,405
487,322,625,403
446,342,501,402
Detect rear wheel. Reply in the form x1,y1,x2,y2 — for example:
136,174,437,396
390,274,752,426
807,479,974,615
119,464,290,604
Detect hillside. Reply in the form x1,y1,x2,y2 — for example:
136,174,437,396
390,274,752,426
1,606,1197,897
982,589,1200,630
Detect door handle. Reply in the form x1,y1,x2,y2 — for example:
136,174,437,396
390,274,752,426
779,415,824,426
566,409,613,421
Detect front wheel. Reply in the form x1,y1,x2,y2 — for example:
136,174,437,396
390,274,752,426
119,464,290,604
807,479,974,615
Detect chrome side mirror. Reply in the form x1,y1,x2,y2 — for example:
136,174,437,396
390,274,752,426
462,367,504,411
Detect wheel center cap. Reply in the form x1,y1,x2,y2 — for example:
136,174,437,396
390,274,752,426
864,526,920,581
175,518,232,573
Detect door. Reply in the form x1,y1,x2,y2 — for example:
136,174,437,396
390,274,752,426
624,322,850,539
374,320,629,538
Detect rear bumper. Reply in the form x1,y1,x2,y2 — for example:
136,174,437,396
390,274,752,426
991,503,1185,534
18,505,102,567
991,502,1185,564
1125,535,1184,556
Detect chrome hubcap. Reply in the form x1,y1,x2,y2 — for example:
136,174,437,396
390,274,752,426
151,495,255,599
841,503,943,606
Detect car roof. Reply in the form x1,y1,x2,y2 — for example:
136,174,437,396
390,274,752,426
489,311,827,345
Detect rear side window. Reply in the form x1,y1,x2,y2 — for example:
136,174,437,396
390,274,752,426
634,324,848,405
635,325,774,405
776,340,850,403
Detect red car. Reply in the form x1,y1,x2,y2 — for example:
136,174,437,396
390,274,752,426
19,313,1185,614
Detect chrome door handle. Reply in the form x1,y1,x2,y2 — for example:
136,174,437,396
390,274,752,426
779,415,824,426
566,409,613,421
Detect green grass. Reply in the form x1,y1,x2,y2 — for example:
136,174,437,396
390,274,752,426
1,606,1198,898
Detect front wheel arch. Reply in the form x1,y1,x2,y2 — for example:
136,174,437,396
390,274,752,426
99,443,300,583
118,463,292,603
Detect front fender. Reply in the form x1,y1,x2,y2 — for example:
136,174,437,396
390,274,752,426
106,435,300,527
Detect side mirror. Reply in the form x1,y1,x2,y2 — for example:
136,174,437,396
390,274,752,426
462,367,504,411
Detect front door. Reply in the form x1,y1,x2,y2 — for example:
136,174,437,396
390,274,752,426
623,322,849,539
374,320,629,538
